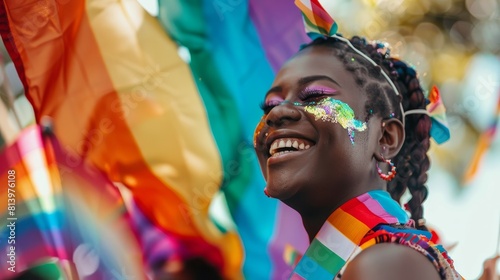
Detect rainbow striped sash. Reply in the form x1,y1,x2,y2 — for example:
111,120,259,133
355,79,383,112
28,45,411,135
290,190,409,279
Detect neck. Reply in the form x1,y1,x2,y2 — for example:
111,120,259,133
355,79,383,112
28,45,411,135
301,211,330,242
298,186,385,242
288,170,387,242
297,191,351,242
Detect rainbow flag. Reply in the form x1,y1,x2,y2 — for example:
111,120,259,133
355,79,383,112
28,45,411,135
1,0,312,278
157,0,313,278
464,89,500,182
0,125,145,279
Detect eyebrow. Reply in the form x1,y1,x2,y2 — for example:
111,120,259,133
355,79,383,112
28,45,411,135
298,75,341,88
265,86,282,98
265,75,341,98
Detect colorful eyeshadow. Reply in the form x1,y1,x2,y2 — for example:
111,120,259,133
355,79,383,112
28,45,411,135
303,97,367,144
303,85,337,93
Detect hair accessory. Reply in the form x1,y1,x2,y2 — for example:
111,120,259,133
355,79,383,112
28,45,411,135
295,1,450,145
376,157,396,181
405,86,450,144
295,0,405,126
264,189,270,198
373,41,391,58
295,0,338,37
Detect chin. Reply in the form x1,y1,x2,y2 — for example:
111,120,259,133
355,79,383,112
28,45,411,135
265,174,300,201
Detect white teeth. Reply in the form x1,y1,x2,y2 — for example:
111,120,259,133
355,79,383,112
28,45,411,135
275,150,292,156
271,142,278,150
269,142,277,156
279,140,285,148
268,138,313,156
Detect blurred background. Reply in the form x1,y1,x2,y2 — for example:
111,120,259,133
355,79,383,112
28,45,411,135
0,0,499,278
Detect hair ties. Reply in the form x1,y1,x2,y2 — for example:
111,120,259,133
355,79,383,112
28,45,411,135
405,86,450,144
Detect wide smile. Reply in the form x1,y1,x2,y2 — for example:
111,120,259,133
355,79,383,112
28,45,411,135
269,137,311,157
263,133,316,164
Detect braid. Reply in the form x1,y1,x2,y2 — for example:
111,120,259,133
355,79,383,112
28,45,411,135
390,61,431,231
302,36,432,230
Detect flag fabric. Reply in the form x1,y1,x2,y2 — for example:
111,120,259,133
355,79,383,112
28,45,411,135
157,0,311,278
0,0,312,279
464,89,500,182
0,0,241,277
0,125,146,279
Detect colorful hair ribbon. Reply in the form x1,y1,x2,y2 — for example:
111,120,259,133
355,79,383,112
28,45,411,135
294,0,451,145
427,86,451,144
295,0,338,39
406,85,451,144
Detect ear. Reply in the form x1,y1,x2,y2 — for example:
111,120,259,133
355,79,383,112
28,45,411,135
373,118,405,161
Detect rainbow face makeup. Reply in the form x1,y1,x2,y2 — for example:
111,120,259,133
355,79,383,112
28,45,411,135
303,97,367,144
255,93,367,147
254,115,266,148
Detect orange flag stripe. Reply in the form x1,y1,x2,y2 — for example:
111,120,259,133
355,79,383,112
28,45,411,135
1,0,243,277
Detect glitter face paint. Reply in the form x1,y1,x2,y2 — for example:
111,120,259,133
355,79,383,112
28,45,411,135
303,97,367,144
253,115,266,148
254,96,366,147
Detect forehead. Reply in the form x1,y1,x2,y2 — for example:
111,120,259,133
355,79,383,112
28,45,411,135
272,46,368,109
275,47,359,90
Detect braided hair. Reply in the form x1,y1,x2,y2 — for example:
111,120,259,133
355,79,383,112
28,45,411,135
302,36,431,230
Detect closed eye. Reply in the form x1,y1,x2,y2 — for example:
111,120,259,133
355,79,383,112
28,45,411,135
298,89,336,103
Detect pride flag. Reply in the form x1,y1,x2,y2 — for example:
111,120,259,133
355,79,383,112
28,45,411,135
0,0,311,278
0,125,145,279
464,89,500,183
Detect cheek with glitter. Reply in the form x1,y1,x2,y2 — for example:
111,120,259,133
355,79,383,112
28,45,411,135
303,97,367,144
253,115,266,148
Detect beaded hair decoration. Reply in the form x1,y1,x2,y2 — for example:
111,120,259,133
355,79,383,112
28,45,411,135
295,0,450,144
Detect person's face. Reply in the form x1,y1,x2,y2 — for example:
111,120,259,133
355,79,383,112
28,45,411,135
254,46,381,210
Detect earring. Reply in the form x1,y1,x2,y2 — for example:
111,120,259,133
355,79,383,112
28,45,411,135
377,157,396,181
263,188,270,197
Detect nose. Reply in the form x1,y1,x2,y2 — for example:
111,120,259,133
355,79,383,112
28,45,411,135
265,101,301,127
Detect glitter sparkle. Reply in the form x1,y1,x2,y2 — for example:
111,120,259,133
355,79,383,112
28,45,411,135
304,97,367,144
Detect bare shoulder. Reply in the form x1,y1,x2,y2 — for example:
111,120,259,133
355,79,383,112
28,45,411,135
341,243,441,280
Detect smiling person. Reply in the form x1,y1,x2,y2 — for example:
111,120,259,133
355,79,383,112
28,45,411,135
252,2,461,279
253,35,461,280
